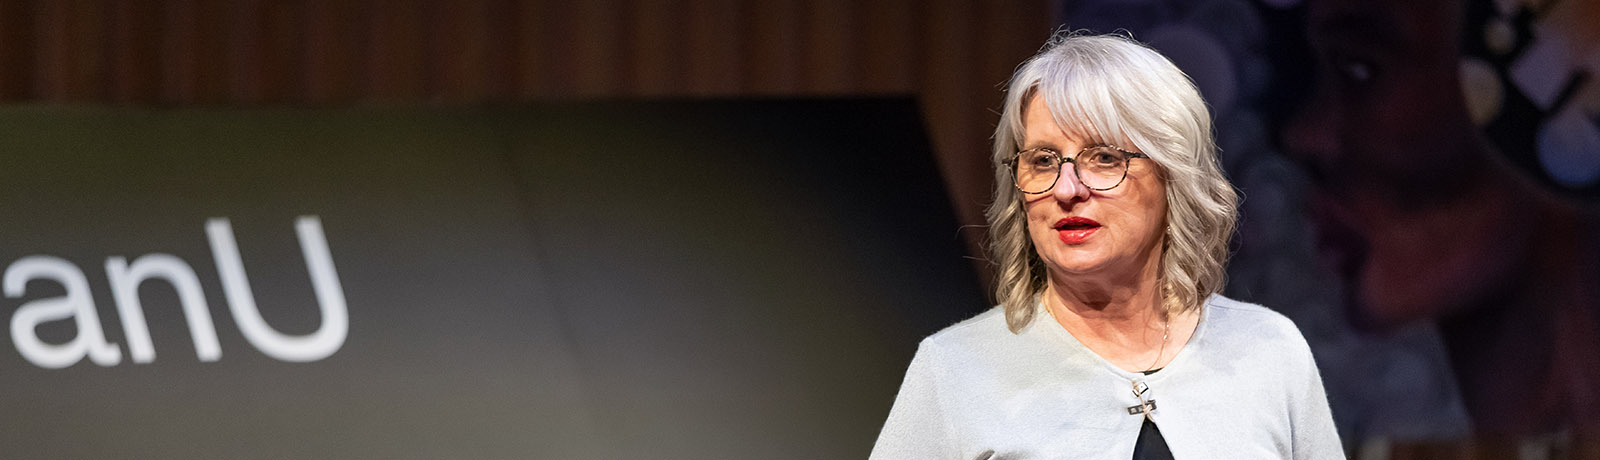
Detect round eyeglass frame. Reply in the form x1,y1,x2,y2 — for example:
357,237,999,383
1004,145,1148,194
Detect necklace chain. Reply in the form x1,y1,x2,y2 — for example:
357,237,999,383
1143,314,1171,373
1134,314,1169,421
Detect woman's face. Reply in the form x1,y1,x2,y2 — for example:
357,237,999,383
1020,94,1169,283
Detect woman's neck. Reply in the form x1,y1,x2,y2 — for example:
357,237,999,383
1043,249,1190,372
1045,242,1165,319
1045,281,1164,346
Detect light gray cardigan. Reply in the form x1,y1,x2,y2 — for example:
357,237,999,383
870,294,1344,459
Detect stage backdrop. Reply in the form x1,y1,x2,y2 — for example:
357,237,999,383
0,100,985,459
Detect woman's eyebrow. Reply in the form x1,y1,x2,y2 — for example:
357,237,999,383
1019,141,1062,152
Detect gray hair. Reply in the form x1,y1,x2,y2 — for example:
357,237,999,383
986,31,1238,332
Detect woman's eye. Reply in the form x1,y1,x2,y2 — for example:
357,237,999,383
1027,152,1059,168
1088,151,1120,166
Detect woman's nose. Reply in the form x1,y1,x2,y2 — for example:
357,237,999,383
1051,163,1092,203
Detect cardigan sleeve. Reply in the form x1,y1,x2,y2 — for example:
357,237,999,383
870,339,957,460
1290,333,1346,460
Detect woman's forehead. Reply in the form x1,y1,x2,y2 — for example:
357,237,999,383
1019,92,1117,147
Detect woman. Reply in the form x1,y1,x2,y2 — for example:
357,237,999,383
871,33,1343,459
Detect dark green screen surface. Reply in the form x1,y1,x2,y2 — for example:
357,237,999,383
0,101,984,459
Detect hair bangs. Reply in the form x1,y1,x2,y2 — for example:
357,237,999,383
1006,45,1150,157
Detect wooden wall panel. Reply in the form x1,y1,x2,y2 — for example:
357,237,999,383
922,0,983,235
742,0,800,94
569,0,626,95
302,0,362,102
36,0,105,101
107,0,159,102
859,0,918,94
0,1,35,98
159,0,228,102
429,0,493,99
801,2,855,94
0,0,1054,284
368,0,427,100
630,0,678,95
684,0,741,95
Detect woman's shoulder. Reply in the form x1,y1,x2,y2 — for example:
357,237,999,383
909,305,1065,381
920,306,1013,349
1199,294,1314,355
1205,294,1301,329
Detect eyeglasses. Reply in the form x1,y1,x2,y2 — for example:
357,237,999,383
1005,145,1148,194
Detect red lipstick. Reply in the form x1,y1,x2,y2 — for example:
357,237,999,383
1054,217,1101,244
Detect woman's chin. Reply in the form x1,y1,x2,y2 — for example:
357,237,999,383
1041,253,1117,277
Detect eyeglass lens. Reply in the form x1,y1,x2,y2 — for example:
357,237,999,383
1014,146,1132,193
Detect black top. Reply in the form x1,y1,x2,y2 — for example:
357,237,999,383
1132,368,1173,460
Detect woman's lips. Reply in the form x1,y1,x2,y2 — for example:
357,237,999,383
1054,217,1101,244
